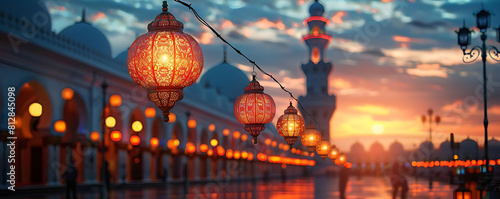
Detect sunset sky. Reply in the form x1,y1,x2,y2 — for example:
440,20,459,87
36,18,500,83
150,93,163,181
46,0,500,151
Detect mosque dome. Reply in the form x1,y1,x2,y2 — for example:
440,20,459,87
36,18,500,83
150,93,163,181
369,141,385,153
199,49,249,102
488,138,500,159
350,141,365,154
309,0,325,17
459,137,478,160
115,48,128,63
438,139,453,160
58,11,112,57
388,140,404,158
0,0,52,31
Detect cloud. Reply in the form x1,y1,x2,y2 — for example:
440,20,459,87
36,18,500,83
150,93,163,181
408,20,448,30
352,104,391,115
406,64,448,78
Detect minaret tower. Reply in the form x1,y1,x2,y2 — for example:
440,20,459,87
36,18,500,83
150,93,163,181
298,0,336,140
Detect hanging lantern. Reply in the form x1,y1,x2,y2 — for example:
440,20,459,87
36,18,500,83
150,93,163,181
234,75,276,144
276,102,305,146
337,153,346,165
127,1,203,122
301,123,322,153
328,145,339,161
453,184,472,199
316,139,331,159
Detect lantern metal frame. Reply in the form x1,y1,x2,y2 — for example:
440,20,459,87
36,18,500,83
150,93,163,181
455,6,500,176
276,102,305,147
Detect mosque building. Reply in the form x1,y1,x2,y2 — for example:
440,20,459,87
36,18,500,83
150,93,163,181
0,0,314,188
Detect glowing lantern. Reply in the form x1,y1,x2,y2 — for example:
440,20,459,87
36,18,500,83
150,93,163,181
328,145,339,161
109,94,122,107
200,144,208,152
278,143,283,149
234,150,241,159
222,129,230,136
208,124,216,132
453,184,472,199
90,131,101,142
301,123,321,153
233,131,241,139
265,138,271,146
216,145,225,156
61,87,74,100
131,121,143,132
207,149,214,156
242,151,248,159
257,153,267,161
130,135,141,146
167,138,180,150
186,142,196,154
187,119,197,128
127,1,204,122
105,116,116,128
210,138,218,147
233,75,276,144
276,103,305,146
271,141,277,147
248,152,254,161
110,130,122,142
150,137,159,147
316,139,331,159
145,107,156,118
241,134,248,141
283,145,290,151
168,113,176,123
28,102,42,117
53,120,66,133
226,149,234,159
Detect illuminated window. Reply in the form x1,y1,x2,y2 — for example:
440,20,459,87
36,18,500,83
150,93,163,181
313,26,319,36
311,47,320,64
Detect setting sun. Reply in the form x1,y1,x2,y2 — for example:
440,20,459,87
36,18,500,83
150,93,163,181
372,124,384,135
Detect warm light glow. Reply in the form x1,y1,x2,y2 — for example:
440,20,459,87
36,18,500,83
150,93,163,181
276,103,305,146
61,87,74,100
222,129,230,136
271,141,277,147
150,137,159,147
371,124,384,135
131,121,143,132
226,149,234,159
301,123,321,152
234,150,241,159
188,119,197,129
200,144,209,152
130,135,141,146
316,140,331,159
242,151,248,159
248,152,254,161
265,138,271,146
257,153,267,161
28,102,42,117
90,131,100,142
145,107,156,118
53,120,66,133
109,94,122,107
233,131,241,139
216,145,225,156
110,130,122,142
168,113,176,123
241,134,248,141
291,148,296,153
311,47,320,64
105,116,116,128
207,149,213,156
454,154,459,160
167,138,180,150
328,146,339,160
283,145,290,151
186,142,196,154
208,124,216,132
127,7,204,122
210,138,218,147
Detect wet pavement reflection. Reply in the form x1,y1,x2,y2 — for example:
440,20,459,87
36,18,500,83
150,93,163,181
11,176,455,199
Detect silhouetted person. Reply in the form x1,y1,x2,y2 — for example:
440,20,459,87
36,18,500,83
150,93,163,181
62,160,78,199
390,162,408,199
339,166,349,199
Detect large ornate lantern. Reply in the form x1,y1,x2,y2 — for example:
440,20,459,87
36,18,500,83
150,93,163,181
316,139,331,159
234,75,276,144
455,21,472,51
301,123,322,153
276,102,305,146
127,1,203,122
475,9,491,32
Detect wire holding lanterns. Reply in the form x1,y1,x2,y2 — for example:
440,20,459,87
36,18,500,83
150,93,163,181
173,0,322,130
276,102,305,146
127,1,203,122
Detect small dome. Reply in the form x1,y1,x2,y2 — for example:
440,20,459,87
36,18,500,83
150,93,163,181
388,140,404,157
369,141,385,153
200,61,249,102
0,0,52,31
418,141,436,160
459,137,478,160
419,141,435,151
59,21,112,57
115,48,129,63
489,138,500,159
439,140,452,160
309,0,325,16
350,141,365,154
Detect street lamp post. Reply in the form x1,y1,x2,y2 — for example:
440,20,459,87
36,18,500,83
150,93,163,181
421,109,440,147
455,5,500,172
100,80,108,198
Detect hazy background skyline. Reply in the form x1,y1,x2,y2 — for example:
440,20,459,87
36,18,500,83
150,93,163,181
44,0,500,151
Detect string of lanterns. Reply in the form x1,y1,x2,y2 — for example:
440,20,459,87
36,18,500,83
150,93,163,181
126,0,346,161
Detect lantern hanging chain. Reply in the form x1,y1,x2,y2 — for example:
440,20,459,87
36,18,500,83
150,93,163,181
174,0,322,130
